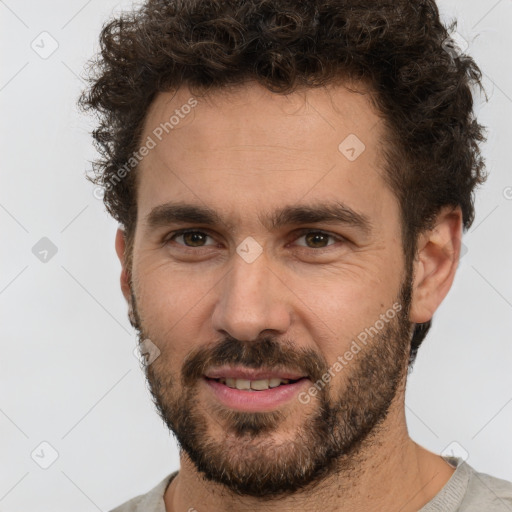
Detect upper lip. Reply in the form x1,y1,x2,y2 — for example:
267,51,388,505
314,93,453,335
204,366,307,380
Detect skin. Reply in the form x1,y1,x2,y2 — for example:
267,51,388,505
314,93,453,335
115,81,462,511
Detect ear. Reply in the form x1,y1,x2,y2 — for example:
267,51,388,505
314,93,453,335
115,227,131,303
410,205,463,324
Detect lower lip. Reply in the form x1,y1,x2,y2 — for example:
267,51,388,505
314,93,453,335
203,377,309,412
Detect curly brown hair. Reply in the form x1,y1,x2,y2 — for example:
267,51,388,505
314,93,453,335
79,0,487,367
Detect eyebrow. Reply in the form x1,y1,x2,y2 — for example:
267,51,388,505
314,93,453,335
144,201,373,235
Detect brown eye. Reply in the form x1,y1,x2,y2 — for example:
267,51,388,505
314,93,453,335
295,231,339,249
169,230,215,247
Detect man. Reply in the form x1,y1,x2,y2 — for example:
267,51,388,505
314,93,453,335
80,0,512,510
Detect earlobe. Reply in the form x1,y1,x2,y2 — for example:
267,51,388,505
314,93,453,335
115,227,131,303
409,206,463,324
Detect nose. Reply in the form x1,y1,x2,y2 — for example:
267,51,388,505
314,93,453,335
211,250,292,342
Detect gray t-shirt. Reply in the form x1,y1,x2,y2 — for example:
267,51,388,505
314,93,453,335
110,456,512,511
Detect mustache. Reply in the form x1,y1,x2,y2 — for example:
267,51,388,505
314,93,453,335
180,335,329,388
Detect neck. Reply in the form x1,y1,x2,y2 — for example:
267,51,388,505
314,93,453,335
164,384,455,512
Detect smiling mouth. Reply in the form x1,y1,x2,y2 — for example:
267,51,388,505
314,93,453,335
205,376,306,391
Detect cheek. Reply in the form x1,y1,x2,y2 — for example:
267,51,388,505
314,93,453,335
287,267,399,351
133,261,217,334
301,256,395,301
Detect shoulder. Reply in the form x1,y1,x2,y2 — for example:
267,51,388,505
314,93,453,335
461,463,512,511
108,471,179,512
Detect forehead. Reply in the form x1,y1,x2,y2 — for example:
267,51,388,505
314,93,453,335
136,81,396,232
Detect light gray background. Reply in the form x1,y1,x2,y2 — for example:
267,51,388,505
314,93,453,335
1,0,511,510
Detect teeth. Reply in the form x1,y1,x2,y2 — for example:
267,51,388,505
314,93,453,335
219,377,292,390
269,378,285,388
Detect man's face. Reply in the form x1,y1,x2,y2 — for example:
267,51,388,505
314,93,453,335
126,82,414,497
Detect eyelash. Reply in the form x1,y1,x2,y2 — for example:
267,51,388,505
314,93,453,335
164,228,344,252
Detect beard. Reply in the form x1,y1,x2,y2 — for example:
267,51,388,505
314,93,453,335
129,264,414,499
